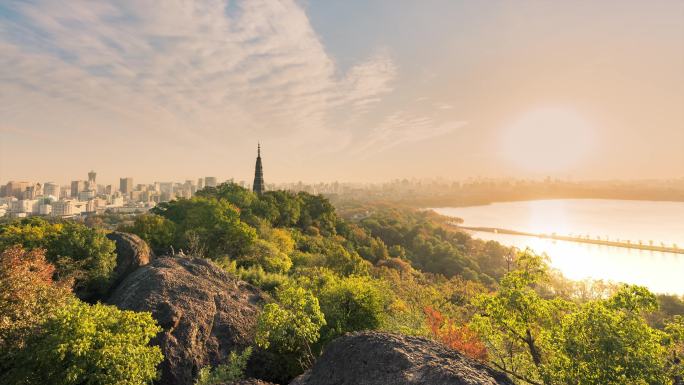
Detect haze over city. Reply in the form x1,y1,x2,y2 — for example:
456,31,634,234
2,2,684,384
1,0,683,185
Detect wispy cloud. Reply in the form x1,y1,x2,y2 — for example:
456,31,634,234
0,0,460,158
355,110,467,156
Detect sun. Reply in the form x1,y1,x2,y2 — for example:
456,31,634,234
500,107,595,174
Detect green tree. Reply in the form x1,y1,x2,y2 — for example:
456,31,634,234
255,285,325,370
238,239,292,274
292,230,370,275
316,275,391,342
544,286,669,385
471,251,567,384
0,217,61,250
152,197,257,259
6,301,163,385
121,214,176,255
195,183,257,223
196,183,256,210
262,227,295,255
257,191,302,227
297,193,337,236
250,196,280,225
473,252,674,385
50,221,117,298
356,207,498,281
664,315,684,383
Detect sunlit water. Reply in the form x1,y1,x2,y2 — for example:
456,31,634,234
433,200,684,294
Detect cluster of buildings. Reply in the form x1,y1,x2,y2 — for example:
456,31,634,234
1,146,269,219
0,172,230,219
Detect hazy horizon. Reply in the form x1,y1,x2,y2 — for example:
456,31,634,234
3,173,684,190
1,0,683,184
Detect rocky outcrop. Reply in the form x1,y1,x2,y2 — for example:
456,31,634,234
221,380,277,385
106,231,152,284
290,331,514,385
107,257,266,385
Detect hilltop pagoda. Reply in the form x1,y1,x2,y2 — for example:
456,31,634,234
253,143,265,195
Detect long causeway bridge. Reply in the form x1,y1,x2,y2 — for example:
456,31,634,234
457,226,684,255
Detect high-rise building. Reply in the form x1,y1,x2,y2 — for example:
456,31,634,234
253,143,265,195
3,181,30,199
44,182,60,197
119,177,133,194
87,170,97,191
197,178,204,190
71,180,86,198
60,187,71,199
24,183,42,199
205,177,217,188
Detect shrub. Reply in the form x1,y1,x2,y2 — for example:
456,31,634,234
238,239,292,274
255,285,325,370
7,301,163,385
316,275,391,342
235,265,290,293
195,347,252,385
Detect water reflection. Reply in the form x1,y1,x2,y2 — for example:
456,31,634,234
433,200,684,294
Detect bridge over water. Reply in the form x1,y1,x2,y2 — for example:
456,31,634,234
456,226,684,255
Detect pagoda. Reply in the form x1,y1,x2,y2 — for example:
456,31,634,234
252,143,265,195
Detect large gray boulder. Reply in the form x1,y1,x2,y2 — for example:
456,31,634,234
290,331,514,385
108,257,266,385
106,231,152,284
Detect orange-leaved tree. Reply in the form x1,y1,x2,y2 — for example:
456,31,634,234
424,306,487,360
0,245,72,352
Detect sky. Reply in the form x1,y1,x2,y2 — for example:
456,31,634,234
1,0,683,185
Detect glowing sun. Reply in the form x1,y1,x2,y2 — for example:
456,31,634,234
500,107,595,174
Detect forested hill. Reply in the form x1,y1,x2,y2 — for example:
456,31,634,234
1,183,683,385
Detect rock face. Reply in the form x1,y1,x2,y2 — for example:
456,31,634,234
290,332,514,385
108,257,266,385
220,380,277,385
106,231,152,284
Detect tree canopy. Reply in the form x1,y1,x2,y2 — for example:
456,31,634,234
0,218,116,300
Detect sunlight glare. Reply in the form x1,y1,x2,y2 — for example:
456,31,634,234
501,107,595,174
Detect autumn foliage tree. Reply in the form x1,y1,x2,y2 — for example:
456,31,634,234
0,246,163,385
424,306,487,361
0,245,72,354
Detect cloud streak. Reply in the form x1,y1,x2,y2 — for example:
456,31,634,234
0,0,461,162
356,110,467,156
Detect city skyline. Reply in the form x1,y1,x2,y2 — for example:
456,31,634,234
1,1,683,183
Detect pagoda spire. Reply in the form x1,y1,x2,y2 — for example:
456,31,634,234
253,143,265,195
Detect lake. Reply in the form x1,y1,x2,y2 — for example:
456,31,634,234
433,199,684,294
